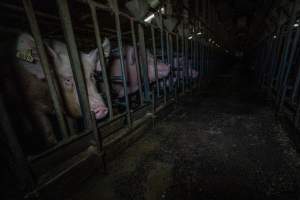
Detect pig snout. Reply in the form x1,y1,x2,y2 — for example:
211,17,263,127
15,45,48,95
90,99,108,119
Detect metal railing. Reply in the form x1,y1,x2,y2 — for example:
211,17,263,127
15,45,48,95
254,0,300,128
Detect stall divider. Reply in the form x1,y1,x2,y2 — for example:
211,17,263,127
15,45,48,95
89,0,113,120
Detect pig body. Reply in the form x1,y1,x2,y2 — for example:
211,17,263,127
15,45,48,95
106,46,171,98
5,33,108,147
173,57,199,79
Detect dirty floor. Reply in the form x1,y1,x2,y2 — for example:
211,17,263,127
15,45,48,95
71,65,300,200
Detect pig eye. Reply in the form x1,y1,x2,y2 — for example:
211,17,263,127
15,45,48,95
64,78,73,88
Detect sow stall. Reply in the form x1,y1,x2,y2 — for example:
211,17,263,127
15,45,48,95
0,0,227,198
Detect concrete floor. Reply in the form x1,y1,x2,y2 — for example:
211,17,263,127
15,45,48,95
70,65,300,200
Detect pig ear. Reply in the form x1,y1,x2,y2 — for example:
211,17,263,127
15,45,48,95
87,48,98,64
102,38,111,58
87,48,102,72
44,42,58,59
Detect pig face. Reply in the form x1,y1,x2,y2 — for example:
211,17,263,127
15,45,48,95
47,41,108,120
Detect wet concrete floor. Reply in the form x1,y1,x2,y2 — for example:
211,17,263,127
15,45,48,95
71,65,300,200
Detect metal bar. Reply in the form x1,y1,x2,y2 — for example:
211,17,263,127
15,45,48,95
23,0,69,139
163,78,167,104
181,35,185,93
268,32,280,88
159,12,165,63
56,0,92,129
89,1,113,119
91,112,103,153
262,38,274,87
176,34,180,90
157,12,167,102
110,0,131,126
275,1,297,93
151,26,160,98
166,32,172,94
291,59,300,103
138,24,151,102
170,34,176,96
194,38,197,87
270,31,284,88
200,38,204,81
190,38,193,86
278,26,300,112
130,19,144,105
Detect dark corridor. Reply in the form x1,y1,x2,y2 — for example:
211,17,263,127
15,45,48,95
68,64,300,200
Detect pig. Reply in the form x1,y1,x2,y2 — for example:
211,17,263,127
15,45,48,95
98,46,171,98
11,33,108,147
147,52,171,82
109,46,140,97
173,57,199,79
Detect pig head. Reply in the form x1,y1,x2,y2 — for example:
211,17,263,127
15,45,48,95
46,40,108,120
15,33,108,146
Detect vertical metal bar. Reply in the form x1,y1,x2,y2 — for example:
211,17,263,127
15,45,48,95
278,27,300,111
163,77,167,104
190,37,193,88
176,34,180,90
186,38,190,89
263,38,275,87
270,31,284,88
138,24,151,102
110,0,131,126
184,37,189,90
23,0,68,139
90,112,106,171
170,34,176,96
159,12,165,63
198,40,202,85
196,38,199,86
192,38,198,87
182,35,186,93
89,2,113,119
276,2,297,93
159,12,167,102
56,0,92,129
268,35,279,88
151,26,160,98
201,37,205,80
130,19,144,105
166,31,170,92
292,61,300,103
166,32,173,94
294,103,300,128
